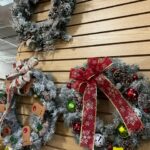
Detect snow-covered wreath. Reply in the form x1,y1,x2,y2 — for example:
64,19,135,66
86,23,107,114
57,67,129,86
0,57,58,150
58,57,150,150
12,0,76,51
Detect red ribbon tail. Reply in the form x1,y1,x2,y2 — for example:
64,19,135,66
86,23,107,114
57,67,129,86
96,74,144,133
80,82,97,150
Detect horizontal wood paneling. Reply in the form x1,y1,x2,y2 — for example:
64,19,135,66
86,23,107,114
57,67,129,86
29,56,150,71
35,0,142,14
32,0,149,24
15,71,150,83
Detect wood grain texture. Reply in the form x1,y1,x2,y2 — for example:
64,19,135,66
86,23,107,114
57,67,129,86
15,0,150,150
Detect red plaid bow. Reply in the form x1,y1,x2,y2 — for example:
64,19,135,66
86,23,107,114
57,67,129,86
70,57,112,93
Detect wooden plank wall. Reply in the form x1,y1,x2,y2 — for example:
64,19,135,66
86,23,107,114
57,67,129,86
15,0,150,149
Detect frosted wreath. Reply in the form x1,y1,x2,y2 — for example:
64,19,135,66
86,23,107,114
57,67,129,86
11,0,76,51
58,57,150,150
1,57,58,150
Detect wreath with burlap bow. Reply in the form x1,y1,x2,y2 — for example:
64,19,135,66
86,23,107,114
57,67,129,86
58,57,150,150
0,57,58,150
12,0,76,51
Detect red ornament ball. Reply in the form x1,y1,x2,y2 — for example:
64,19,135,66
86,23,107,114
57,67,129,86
72,121,81,134
125,88,138,101
107,145,113,150
4,128,10,134
143,108,150,113
1,127,11,137
67,83,72,89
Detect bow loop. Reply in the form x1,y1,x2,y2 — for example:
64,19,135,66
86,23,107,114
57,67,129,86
88,57,99,72
70,57,113,94
70,68,85,80
88,57,112,73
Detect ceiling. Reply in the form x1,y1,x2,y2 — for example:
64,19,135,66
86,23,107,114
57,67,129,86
0,3,17,63
0,3,17,78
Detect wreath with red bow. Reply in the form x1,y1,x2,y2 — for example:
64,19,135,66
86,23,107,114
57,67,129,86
58,57,150,150
0,57,58,150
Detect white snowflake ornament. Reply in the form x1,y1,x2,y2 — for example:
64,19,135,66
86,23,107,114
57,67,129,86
94,133,105,147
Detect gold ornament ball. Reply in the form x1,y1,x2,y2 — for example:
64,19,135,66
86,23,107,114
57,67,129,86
4,146,13,150
113,147,124,150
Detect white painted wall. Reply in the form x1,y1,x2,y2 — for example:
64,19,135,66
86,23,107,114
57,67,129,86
0,1,17,79
0,62,13,79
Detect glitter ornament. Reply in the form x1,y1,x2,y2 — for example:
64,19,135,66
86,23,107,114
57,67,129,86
125,88,138,101
117,123,129,138
94,133,105,147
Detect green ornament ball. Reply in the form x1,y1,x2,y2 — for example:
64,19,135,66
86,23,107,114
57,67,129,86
10,136,17,144
117,123,129,138
66,100,76,112
37,123,43,131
